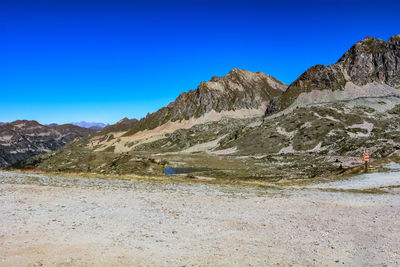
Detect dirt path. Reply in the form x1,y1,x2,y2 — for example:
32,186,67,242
0,172,400,266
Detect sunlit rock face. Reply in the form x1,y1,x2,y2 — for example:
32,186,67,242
122,68,287,136
266,35,400,113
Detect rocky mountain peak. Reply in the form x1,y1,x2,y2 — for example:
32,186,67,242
389,34,400,46
209,68,287,92
120,69,287,136
337,35,400,88
267,34,400,113
225,68,259,80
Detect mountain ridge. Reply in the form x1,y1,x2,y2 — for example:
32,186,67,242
0,120,96,168
266,35,400,113
53,35,400,156
122,68,287,137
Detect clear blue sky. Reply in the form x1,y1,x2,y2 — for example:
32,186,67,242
1,0,399,124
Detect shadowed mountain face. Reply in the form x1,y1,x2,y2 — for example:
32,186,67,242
267,35,400,113
0,120,96,168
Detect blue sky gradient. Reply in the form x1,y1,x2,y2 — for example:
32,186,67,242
1,0,400,124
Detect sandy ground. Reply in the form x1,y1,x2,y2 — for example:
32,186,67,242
1,172,400,266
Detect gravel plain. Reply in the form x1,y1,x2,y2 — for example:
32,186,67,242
1,171,400,266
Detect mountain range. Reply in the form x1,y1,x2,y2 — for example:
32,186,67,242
71,121,109,130
5,34,400,179
46,121,108,131
0,121,95,168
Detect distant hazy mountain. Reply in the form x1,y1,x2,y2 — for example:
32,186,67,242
71,121,109,129
0,120,96,168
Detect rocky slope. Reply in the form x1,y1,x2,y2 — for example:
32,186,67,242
0,120,96,168
68,69,288,153
123,68,287,136
266,35,400,113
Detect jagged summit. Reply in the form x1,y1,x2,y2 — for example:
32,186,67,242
210,68,287,92
266,35,400,113
121,69,287,136
337,35,400,88
389,34,400,45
